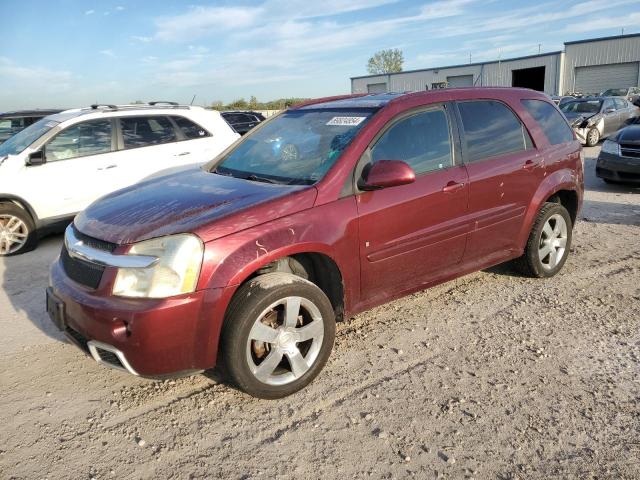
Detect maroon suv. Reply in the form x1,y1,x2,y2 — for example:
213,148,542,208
47,88,583,398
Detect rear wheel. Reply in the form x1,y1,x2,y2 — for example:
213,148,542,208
585,128,600,147
220,272,335,399
0,203,36,256
517,203,572,278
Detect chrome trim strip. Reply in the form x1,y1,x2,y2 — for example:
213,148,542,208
87,340,139,375
64,224,157,269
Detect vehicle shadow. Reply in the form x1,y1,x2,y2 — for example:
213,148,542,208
581,199,640,226
1,233,66,341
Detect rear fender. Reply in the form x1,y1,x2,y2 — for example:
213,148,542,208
516,168,581,250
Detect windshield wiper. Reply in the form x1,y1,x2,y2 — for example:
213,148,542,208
245,174,279,184
213,167,233,177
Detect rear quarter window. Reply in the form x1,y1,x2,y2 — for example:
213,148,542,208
172,116,211,139
521,99,574,146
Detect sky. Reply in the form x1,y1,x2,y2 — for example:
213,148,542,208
1,0,639,110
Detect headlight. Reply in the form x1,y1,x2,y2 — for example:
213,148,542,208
112,234,204,298
601,139,620,156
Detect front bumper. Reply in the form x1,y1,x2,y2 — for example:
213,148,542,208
573,125,603,145
48,257,231,377
596,151,640,183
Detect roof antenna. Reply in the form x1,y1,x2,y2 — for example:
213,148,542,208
190,94,196,105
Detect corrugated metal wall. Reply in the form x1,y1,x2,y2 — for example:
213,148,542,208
351,36,640,97
351,54,560,94
562,37,640,94
481,54,560,93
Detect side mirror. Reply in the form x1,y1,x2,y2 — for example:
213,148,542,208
360,160,416,190
604,108,616,114
26,149,45,166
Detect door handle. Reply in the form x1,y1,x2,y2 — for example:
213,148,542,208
176,152,191,156
98,164,117,170
442,181,465,193
523,159,540,171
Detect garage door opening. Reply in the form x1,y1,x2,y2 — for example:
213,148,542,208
446,74,474,88
512,66,545,91
367,83,387,94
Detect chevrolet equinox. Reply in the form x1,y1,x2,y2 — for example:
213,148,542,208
47,89,584,399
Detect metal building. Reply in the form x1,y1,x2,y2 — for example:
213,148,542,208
351,33,640,96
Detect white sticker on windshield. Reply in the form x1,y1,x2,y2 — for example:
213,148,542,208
326,116,366,126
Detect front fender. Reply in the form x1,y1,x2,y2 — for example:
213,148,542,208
197,196,360,306
516,168,582,249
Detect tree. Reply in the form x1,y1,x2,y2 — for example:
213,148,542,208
248,95,258,109
367,48,403,75
228,98,248,109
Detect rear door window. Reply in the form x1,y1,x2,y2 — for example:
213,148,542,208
120,116,177,149
457,100,532,162
371,108,453,175
171,116,210,139
46,119,112,161
521,99,574,146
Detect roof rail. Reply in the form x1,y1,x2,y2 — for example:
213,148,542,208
90,104,118,110
148,101,178,106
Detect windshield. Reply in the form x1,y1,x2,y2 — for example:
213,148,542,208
211,108,376,185
0,117,59,156
560,100,602,114
601,88,627,97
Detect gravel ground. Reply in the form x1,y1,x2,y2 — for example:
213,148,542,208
1,146,639,479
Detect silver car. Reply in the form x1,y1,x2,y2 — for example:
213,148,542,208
560,97,640,146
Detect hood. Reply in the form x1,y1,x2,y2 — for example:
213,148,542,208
75,166,316,245
611,124,640,144
563,111,596,124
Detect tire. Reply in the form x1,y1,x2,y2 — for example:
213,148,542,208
585,128,600,147
516,203,572,278
220,272,335,399
0,202,37,256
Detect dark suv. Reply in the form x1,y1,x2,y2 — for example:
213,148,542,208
47,88,583,398
220,110,265,135
0,109,62,144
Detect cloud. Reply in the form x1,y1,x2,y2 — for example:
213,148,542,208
154,6,262,41
116,6,125,11
84,9,94,15
562,12,640,33
131,35,153,43
99,49,116,58
0,57,72,91
151,0,402,42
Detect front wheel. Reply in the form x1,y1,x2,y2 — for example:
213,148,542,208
0,202,37,256
220,272,335,399
585,128,600,147
517,203,572,278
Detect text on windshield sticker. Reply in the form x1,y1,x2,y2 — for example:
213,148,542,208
326,117,366,126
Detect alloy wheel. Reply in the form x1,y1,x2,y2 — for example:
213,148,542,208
538,213,568,270
246,296,324,386
0,214,29,255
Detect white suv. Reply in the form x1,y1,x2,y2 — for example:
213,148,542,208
0,102,240,255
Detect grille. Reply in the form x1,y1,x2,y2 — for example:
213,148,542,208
61,246,105,289
95,347,124,369
66,327,89,353
620,144,640,159
61,227,117,289
72,225,116,252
